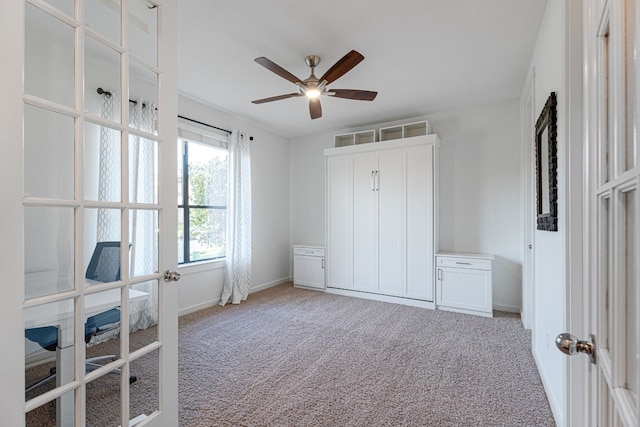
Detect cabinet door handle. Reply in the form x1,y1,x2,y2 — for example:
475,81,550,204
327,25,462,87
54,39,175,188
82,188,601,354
375,170,379,191
322,258,325,269
371,171,375,191
437,269,442,280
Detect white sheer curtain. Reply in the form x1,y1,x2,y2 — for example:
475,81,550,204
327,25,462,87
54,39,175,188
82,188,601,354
96,92,157,339
220,130,252,306
128,99,158,331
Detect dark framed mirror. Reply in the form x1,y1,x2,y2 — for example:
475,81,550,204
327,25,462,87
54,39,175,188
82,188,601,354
535,92,558,231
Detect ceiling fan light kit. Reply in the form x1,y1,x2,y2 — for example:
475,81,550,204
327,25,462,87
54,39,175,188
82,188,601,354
252,50,378,119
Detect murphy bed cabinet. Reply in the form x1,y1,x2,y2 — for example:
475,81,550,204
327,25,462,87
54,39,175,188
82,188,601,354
325,134,439,307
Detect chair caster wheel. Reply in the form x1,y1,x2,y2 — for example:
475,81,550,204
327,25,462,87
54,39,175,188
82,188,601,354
129,375,137,384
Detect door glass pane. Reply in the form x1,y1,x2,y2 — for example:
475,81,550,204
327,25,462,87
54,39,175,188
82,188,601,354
85,369,121,426
623,189,638,406
26,388,75,426
84,122,122,202
85,35,121,122
130,348,159,421
25,299,76,401
86,0,121,45
128,0,157,66
25,3,75,108
24,105,75,200
84,208,123,280
85,288,123,369
599,195,612,350
625,0,637,172
178,208,184,264
600,32,611,185
129,280,158,352
129,136,158,204
25,207,74,300
42,0,75,18
130,59,158,116
129,209,158,278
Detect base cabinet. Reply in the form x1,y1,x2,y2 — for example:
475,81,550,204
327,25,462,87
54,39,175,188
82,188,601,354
293,245,325,290
436,253,494,317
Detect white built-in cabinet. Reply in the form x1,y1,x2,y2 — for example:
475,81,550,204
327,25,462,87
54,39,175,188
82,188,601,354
435,252,494,317
325,134,439,305
292,245,325,290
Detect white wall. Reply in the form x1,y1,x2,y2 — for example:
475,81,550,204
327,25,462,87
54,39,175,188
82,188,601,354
289,100,524,312
177,95,291,315
523,0,567,424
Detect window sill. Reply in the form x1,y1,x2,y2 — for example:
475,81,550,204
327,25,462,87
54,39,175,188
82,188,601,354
178,258,226,275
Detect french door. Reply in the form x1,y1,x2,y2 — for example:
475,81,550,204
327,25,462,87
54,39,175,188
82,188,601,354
584,0,639,425
1,0,178,425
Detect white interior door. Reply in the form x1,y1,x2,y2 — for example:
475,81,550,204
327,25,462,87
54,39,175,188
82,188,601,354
12,0,178,425
578,0,640,425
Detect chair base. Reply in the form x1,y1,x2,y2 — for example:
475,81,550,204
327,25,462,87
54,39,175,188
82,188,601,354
26,355,137,394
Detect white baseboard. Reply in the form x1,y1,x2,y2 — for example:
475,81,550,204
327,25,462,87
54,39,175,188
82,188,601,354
325,287,436,309
533,346,563,427
178,277,291,317
493,303,521,313
250,276,291,293
178,299,220,317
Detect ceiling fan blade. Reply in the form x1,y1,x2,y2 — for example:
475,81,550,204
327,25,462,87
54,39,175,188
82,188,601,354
309,98,322,119
255,57,303,84
252,93,302,104
328,89,378,101
319,50,365,85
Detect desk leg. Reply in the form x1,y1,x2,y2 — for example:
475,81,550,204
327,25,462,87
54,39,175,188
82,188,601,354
57,327,75,425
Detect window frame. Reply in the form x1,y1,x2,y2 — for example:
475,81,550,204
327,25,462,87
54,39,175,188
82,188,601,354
177,123,229,265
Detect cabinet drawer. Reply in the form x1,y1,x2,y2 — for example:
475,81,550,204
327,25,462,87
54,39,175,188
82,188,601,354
293,247,325,257
436,256,491,270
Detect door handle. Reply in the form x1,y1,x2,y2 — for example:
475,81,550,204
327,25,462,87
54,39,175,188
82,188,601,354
375,170,379,191
555,333,596,364
437,269,442,281
371,171,375,191
164,270,181,282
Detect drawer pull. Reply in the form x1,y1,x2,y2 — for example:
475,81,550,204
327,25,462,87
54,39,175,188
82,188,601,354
455,261,472,265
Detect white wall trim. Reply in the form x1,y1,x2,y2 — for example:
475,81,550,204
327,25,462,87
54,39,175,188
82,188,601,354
178,299,221,317
325,288,437,309
250,277,291,294
493,303,521,313
178,276,291,317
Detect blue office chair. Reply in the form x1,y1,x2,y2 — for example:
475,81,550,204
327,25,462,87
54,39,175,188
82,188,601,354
25,242,136,393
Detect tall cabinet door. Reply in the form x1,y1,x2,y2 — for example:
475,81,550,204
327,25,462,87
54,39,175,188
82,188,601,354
352,152,378,291
405,145,435,300
326,155,353,289
377,149,404,295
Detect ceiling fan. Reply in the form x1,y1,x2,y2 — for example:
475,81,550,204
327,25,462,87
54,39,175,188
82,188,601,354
251,50,377,120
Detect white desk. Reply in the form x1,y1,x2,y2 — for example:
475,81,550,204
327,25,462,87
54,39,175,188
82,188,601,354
25,271,149,425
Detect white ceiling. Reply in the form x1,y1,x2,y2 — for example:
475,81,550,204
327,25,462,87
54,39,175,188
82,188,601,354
177,1,547,139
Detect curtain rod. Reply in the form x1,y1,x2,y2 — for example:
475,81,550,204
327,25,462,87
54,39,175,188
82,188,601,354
97,88,253,140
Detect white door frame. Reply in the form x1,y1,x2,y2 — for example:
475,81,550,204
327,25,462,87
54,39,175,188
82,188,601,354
0,0,179,424
520,69,535,331
564,1,588,426
0,0,28,424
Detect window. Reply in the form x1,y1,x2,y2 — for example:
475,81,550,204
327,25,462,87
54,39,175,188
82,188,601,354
178,137,228,264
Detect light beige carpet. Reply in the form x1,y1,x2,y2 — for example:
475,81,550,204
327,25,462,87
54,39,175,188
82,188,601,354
26,283,555,426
